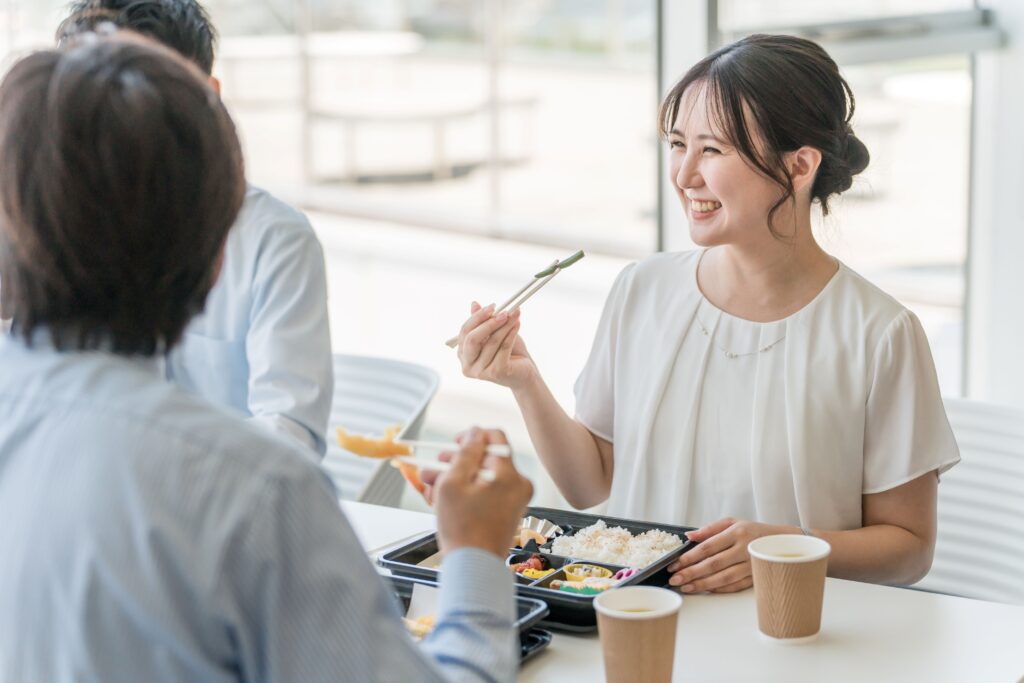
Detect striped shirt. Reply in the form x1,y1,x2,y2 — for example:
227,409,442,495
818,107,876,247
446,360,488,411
0,336,517,682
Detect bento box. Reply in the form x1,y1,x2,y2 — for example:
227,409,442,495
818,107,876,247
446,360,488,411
388,575,552,663
380,507,697,631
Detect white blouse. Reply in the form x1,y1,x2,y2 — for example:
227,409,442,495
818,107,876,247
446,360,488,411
573,250,960,530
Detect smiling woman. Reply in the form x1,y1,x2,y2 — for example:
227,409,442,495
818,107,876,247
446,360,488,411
453,32,960,596
660,33,870,242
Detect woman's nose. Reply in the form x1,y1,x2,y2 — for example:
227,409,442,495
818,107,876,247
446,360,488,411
675,152,702,190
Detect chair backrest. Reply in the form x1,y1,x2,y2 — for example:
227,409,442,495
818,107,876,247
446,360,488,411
913,397,1024,604
322,354,439,505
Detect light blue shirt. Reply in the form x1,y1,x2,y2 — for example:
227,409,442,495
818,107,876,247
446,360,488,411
0,337,517,683
167,185,333,457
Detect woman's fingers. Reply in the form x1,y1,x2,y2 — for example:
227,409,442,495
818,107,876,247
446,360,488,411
459,311,510,368
678,559,751,593
684,517,736,543
709,576,753,594
670,543,745,586
670,522,737,573
495,320,520,373
457,302,494,360
471,313,519,375
460,303,494,337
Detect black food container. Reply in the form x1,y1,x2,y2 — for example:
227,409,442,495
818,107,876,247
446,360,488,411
381,506,696,631
388,575,553,662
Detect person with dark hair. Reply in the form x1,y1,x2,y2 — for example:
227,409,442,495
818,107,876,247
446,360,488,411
59,0,333,457
60,0,216,72
452,35,959,591
0,34,531,683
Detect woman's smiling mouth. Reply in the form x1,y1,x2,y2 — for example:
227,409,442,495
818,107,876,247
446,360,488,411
689,198,722,217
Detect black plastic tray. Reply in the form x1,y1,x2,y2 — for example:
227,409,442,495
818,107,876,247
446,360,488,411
388,575,552,662
381,506,696,631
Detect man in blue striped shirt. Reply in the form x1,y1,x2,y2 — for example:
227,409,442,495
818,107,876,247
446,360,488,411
0,34,532,683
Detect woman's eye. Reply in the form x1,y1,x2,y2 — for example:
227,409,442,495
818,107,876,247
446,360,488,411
670,140,685,149
703,146,721,155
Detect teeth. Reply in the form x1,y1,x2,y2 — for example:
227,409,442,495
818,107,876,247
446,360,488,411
690,199,722,213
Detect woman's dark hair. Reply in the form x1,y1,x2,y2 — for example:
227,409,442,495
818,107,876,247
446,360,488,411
659,34,870,237
59,0,217,74
0,34,245,355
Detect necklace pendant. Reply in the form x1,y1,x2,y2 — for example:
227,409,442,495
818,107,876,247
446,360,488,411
725,351,737,359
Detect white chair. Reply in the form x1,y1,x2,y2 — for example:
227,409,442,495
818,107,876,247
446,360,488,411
913,397,1024,604
322,354,439,506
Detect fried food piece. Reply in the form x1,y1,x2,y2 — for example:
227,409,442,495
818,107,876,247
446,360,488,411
402,615,435,639
336,424,427,495
394,460,427,496
336,424,411,458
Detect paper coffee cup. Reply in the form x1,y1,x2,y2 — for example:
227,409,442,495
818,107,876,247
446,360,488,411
748,534,831,642
593,586,683,683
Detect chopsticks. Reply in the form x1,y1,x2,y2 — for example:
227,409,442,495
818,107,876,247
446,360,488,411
494,258,560,315
445,250,585,349
392,456,497,482
393,440,511,483
395,440,512,457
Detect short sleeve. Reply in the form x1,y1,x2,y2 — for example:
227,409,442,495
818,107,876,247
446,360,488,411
862,309,960,494
573,263,636,443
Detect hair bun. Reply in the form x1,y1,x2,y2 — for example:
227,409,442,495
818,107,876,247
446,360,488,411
811,127,869,199
843,130,870,176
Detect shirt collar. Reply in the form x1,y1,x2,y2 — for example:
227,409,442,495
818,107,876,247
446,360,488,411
1,328,167,378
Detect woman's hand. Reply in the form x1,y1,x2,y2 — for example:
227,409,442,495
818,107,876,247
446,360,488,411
457,301,536,390
668,518,784,594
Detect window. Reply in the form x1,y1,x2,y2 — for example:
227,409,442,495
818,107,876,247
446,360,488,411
816,55,971,394
208,0,659,258
0,1,1003,424
0,2,69,62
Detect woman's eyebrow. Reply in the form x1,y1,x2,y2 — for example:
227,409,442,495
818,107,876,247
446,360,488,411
669,129,726,144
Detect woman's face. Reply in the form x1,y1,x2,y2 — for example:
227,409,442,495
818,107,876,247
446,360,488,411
668,84,786,248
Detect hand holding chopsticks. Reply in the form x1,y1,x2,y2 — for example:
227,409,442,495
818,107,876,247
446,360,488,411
445,250,585,348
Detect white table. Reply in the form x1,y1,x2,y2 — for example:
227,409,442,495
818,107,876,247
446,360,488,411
342,502,1024,682
340,500,436,556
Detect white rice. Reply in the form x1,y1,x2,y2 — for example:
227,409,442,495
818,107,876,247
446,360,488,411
549,520,683,568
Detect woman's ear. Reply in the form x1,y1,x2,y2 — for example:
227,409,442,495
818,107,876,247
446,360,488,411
787,146,822,193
